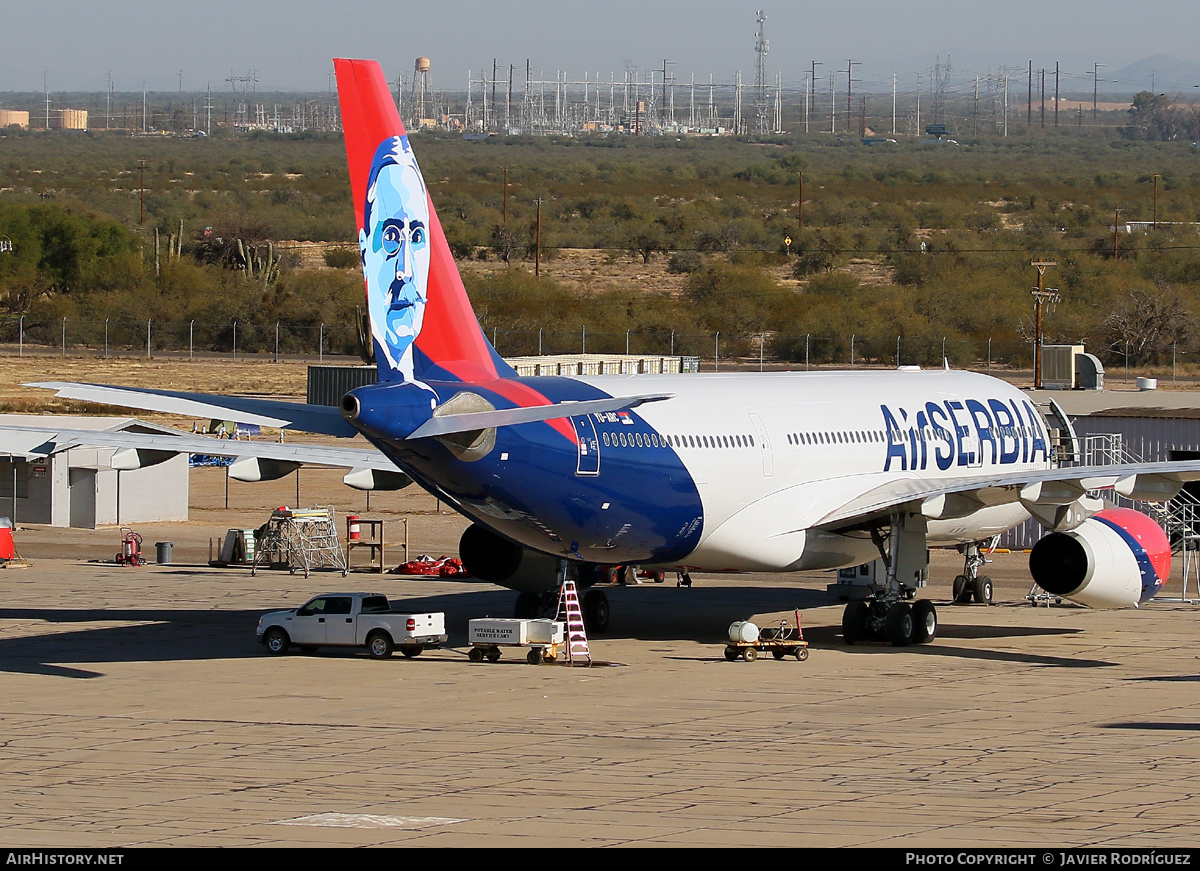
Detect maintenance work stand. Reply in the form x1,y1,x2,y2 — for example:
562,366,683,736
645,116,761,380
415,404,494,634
251,506,348,578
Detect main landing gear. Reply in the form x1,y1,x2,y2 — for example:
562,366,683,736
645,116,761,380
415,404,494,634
842,511,938,647
514,587,611,632
952,539,996,605
842,598,938,646
512,560,613,633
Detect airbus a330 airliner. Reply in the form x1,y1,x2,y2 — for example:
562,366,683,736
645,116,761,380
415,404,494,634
21,58,1200,647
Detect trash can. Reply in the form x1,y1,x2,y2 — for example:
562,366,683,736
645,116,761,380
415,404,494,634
155,542,174,565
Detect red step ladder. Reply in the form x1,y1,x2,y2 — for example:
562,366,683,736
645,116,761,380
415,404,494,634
556,579,592,665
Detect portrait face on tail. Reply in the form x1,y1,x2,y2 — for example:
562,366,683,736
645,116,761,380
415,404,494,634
359,135,430,379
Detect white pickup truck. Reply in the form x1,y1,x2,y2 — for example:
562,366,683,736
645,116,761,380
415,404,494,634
257,592,447,659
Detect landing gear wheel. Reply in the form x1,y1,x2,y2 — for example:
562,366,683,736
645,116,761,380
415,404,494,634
514,591,540,619
842,600,869,645
468,647,484,663
263,628,289,655
743,647,757,662
912,600,938,644
952,574,972,604
884,602,915,647
973,574,994,605
366,632,394,659
582,589,610,633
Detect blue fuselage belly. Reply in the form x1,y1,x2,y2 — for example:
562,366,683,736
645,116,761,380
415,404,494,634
354,377,704,565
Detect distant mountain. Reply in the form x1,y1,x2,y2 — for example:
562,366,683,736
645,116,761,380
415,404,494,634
1112,55,1200,94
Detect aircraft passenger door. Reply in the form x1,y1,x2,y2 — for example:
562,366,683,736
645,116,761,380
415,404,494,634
749,413,774,477
573,416,601,476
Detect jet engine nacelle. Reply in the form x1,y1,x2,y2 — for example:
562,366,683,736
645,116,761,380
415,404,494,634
1028,507,1170,609
459,524,562,594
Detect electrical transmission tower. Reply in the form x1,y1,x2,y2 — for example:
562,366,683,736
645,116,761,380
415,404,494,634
753,10,770,135
226,69,257,128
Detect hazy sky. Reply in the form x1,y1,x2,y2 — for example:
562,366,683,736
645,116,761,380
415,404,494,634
1,0,1197,95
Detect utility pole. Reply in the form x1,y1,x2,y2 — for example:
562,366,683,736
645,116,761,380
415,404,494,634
137,158,147,225
1054,62,1060,127
534,197,542,277
808,61,821,133
1040,68,1046,128
1027,60,1032,127
662,59,675,130
844,60,861,135
797,171,803,231
1090,62,1105,122
973,75,979,136
1153,173,1161,229
1030,261,1060,389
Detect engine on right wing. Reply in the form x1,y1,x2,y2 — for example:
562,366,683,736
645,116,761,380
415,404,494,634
459,524,563,594
1028,507,1170,609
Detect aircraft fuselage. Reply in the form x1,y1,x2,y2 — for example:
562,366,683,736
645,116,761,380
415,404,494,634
347,367,1050,573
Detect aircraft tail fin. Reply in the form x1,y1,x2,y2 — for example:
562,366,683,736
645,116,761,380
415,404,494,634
334,58,514,384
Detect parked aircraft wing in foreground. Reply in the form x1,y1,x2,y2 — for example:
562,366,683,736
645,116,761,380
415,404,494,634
0,424,410,490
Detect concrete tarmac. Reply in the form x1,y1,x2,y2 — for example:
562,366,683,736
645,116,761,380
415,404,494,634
1,498,1199,847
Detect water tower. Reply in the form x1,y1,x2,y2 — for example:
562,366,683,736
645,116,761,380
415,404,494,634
411,57,433,128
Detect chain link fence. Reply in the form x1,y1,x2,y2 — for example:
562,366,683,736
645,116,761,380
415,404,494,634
6,316,1168,376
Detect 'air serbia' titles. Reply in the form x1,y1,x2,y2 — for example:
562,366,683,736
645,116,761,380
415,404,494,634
881,398,1050,472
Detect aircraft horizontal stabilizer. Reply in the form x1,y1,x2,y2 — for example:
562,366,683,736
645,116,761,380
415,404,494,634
405,393,675,440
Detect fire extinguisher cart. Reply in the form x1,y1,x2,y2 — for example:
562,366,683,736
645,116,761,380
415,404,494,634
115,528,145,566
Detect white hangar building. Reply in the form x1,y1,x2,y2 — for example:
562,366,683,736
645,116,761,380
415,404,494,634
0,416,189,528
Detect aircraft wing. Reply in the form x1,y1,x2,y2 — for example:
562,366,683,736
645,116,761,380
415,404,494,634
0,424,410,490
814,460,1200,530
24,382,358,437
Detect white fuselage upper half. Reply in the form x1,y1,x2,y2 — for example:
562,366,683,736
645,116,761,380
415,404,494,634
577,368,1049,572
